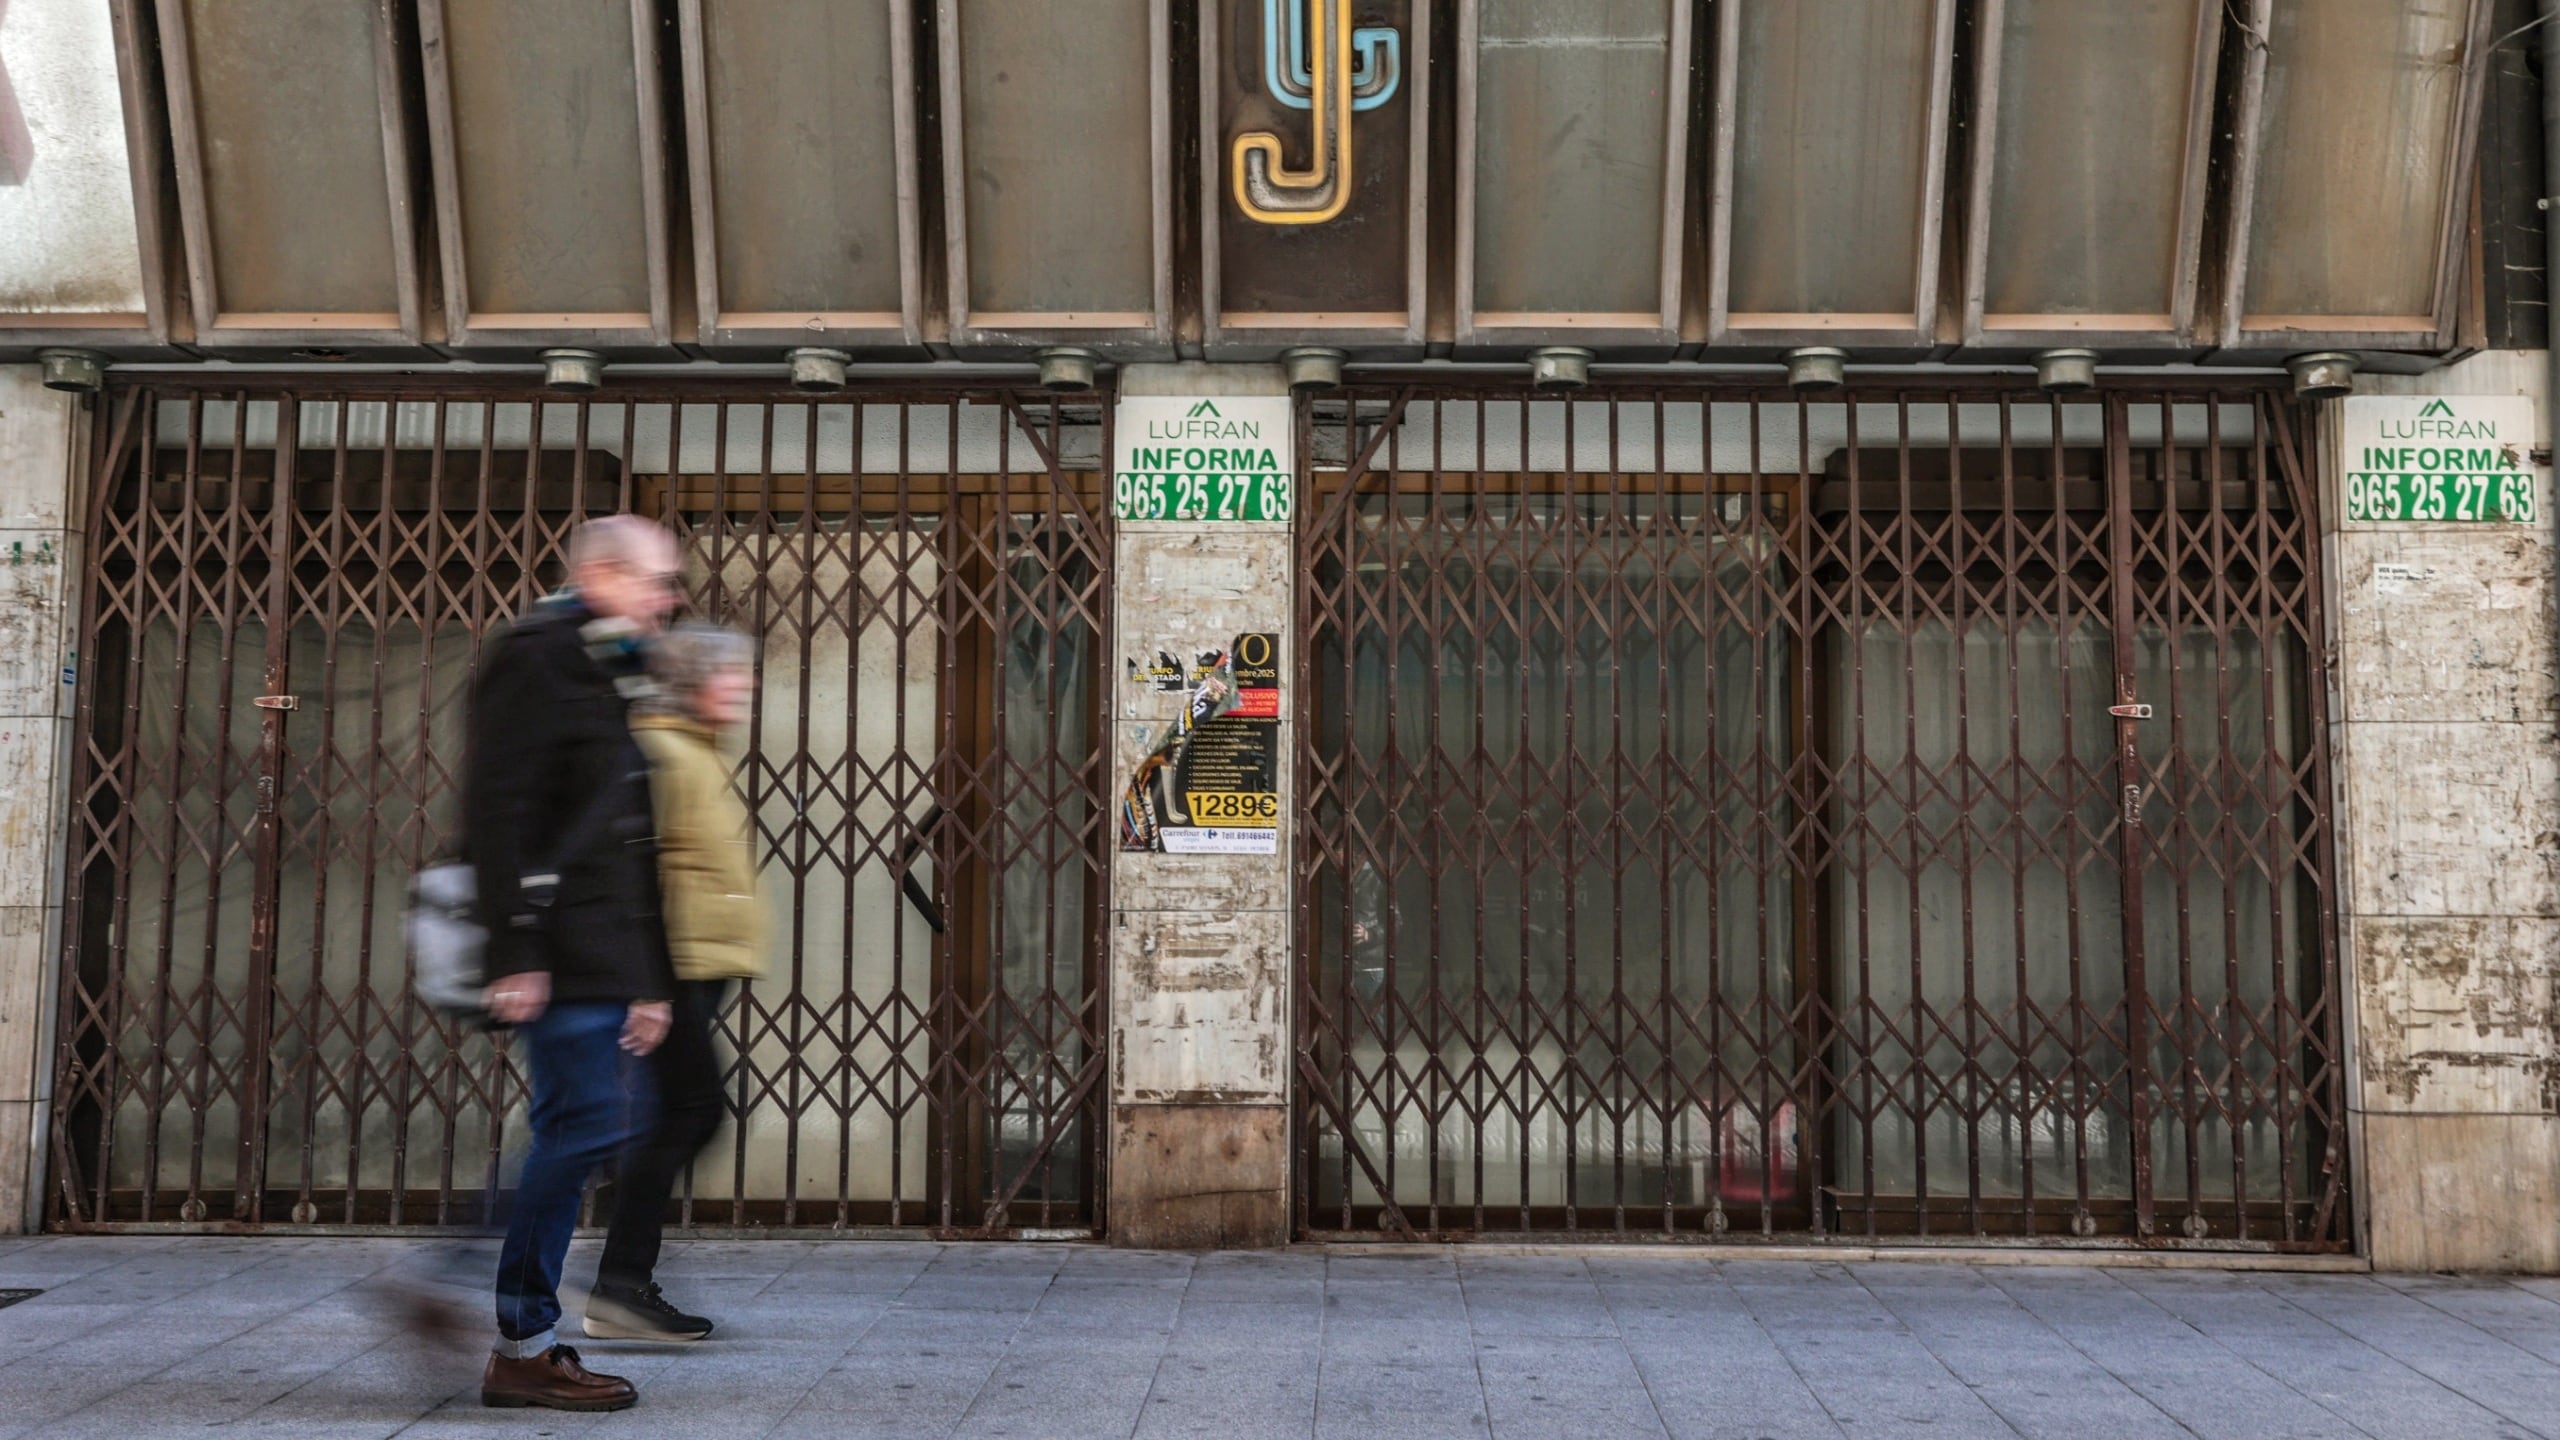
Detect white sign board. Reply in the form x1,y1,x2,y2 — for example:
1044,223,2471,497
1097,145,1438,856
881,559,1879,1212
2341,395,2539,524
1111,395,1295,522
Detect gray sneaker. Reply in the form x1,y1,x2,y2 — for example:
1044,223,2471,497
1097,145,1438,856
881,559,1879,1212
583,1281,714,1342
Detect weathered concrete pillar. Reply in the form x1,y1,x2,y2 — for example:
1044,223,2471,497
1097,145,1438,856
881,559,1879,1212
0,367,83,1233
2334,350,2560,1272
1105,363,1294,1247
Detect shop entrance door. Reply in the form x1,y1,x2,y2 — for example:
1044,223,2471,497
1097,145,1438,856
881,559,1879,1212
1294,381,2347,1250
50,382,1111,1235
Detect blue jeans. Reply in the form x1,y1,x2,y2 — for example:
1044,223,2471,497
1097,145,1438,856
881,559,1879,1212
493,1001,653,1354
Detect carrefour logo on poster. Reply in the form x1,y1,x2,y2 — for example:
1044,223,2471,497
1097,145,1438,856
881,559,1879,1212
1112,396,1297,523
2342,395,2540,524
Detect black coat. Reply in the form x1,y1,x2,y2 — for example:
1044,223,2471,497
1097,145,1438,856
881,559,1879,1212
461,594,675,1006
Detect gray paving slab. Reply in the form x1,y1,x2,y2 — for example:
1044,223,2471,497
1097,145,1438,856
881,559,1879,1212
0,1238,176,1287
1026,1278,1190,1334
2,1238,261,1302
2,1238,2558,1439
2516,1277,2560,1307
2255,1273,2560,1438
16,1324,396,1440
1323,1250,1458,1283
1059,1248,1197,1282
1723,1263,2024,1439
2375,1272,2560,1367
1475,1334,1670,1440
2108,1270,2524,1440
951,1337,1172,1440
582,1334,863,1436
1313,1356,1492,1440
1135,1338,1323,1440
1601,1265,1848,1440
1324,1281,1472,1329
1850,1265,2192,1440
1461,1279,1624,1339
755,1249,938,1296
778,1335,1018,1439
1984,1267,2373,1440
169,1350,469,1440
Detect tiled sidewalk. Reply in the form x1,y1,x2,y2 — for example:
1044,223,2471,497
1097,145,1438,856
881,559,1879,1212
1,1236,2556,1438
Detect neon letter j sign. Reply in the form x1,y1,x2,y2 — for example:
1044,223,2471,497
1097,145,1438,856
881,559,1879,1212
1234,0,1358,224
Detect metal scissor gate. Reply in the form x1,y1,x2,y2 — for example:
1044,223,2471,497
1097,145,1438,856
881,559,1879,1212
1294,379,2348,1250
50,379,1111,1235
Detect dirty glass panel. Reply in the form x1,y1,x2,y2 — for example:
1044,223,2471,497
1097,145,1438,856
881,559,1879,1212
688,528,940,1211
1982,0,2200,319
180,0,400,316
2243,0,2471,322
106,616,269,1205
1214,0,1417,319
1312,487,1798,1218
1726,0,1936,318
2134,626,2315,1212
700,0,905,316
1824,620,2135,1209
988,527,1099,1208
0,0,146,317
955,0,1155,315
1471,0,1673,317
440,0,652,316
266,616,495,1211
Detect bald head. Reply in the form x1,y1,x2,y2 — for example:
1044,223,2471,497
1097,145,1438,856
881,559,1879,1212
568,516,681,631
568,514,670,573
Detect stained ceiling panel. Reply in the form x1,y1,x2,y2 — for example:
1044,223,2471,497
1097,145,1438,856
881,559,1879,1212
421,0,671,350
682,0,918,351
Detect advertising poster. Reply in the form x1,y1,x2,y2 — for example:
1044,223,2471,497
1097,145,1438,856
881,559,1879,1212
1119,632,1280,855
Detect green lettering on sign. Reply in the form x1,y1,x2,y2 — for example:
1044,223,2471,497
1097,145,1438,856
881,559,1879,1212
2343,471,2539,524
2341,395,2538,525
1112,471,1295,522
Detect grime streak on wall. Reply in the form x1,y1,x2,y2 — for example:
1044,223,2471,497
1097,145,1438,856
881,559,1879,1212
0,535,60,717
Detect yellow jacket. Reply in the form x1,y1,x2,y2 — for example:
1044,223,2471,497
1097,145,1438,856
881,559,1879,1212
632,714,768,983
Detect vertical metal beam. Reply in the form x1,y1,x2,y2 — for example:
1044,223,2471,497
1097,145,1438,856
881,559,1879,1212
234,396,297,1222
2103,391,2154,1241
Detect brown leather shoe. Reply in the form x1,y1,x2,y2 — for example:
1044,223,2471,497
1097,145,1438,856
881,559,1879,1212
480,1344,637,1411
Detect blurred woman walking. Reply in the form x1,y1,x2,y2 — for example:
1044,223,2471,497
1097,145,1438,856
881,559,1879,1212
584,622,769,1342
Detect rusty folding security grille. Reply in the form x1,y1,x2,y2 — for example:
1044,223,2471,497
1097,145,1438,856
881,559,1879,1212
1295,381,2347,1248
50,380,1111,1234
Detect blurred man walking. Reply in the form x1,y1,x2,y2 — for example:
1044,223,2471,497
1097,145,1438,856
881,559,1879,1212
464,515,683,1412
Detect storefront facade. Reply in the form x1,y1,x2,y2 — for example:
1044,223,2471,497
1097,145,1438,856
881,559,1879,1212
0,1,2550,1266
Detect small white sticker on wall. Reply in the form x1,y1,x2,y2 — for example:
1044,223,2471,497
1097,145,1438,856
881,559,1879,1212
2372,562,2436,594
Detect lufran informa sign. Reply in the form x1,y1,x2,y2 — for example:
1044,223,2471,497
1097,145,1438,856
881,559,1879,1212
2341,395,2539,524
1111,395,1296,522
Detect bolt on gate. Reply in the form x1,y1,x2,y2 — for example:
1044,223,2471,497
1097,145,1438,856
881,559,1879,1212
1295,380,2348,1249
50,380,1112,1235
